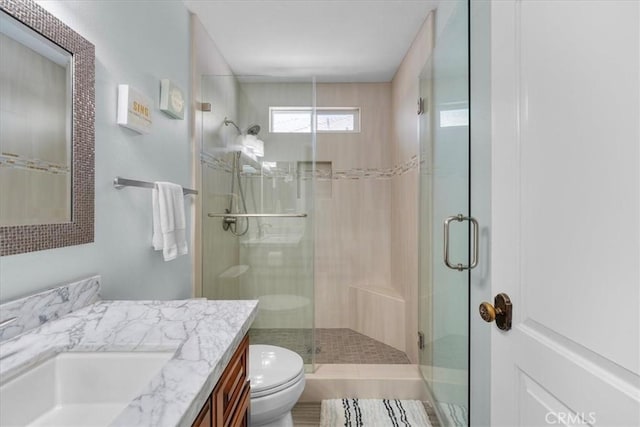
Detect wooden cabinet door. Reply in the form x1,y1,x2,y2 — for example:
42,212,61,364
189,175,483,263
192,335,250,427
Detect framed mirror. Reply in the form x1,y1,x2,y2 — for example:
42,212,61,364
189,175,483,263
0,0,95,256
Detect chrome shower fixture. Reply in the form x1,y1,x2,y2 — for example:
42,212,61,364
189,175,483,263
224,117,261,135
223,117,242,134
246,124,261,135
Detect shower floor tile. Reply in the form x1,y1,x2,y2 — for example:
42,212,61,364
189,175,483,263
249,328,410,364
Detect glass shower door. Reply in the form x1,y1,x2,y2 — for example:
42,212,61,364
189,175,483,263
200,75,316,372
418,1,470,426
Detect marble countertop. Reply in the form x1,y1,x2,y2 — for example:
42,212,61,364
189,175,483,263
0,299,258,427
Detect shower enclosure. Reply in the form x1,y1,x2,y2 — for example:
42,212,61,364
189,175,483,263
200,76,316,371
419,1,470,426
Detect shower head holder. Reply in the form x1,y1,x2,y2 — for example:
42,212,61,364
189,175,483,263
223,117,242,134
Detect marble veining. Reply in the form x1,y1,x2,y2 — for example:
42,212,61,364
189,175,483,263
0,275,101,342
0,299,258,427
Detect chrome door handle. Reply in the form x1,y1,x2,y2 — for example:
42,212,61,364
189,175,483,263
444,214,479,271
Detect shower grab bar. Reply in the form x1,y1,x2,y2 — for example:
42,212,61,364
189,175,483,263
113,177,198,195
208,213,307,218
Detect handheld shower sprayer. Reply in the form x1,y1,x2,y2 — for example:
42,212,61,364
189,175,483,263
221,117,264,237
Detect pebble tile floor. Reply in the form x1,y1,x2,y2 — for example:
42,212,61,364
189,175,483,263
249,328,411,364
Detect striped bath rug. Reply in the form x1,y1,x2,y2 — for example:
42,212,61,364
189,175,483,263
320,398,432,426
438,402,468,427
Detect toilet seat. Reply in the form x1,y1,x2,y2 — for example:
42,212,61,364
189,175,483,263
249,345,304,398
251,369,304,398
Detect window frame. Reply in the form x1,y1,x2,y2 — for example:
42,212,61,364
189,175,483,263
269,106,361,134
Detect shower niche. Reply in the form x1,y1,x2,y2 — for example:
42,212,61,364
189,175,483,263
200,75,316,369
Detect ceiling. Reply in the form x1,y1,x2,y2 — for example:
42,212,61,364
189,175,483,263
184,0,437,82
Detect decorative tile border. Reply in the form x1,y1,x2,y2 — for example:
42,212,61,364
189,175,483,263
201,152,419,181
0,275,101,342
0,152,70,175
200,151,233,173
331,155,419,180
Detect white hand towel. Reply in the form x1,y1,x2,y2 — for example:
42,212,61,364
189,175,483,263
152,182,188,261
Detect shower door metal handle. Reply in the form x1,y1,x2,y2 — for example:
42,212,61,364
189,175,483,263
444,214,479,271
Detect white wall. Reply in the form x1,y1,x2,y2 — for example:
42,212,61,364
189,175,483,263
0,0,193,302
470,1,492,424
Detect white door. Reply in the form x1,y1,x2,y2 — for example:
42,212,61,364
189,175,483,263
489,1,640,426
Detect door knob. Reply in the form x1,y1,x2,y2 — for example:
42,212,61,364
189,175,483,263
479,293,512,331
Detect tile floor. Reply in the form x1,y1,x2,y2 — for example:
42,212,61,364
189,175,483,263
291,402,321,426
249,328,411,364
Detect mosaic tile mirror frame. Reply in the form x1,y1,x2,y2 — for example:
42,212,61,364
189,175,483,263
0,0,95,256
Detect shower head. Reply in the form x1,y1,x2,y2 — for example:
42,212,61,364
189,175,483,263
246,124,261,135
224,117,261,136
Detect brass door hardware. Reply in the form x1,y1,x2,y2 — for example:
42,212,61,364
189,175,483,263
479,293,512,331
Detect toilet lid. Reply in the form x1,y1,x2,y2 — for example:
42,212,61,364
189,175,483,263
249,345,304,396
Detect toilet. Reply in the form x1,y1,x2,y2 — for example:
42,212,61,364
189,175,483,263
249,344,306,427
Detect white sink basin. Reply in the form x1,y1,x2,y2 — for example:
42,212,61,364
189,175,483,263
0,351,173,427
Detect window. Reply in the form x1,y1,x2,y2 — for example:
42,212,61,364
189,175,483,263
270,107,360,133
439,107,469,128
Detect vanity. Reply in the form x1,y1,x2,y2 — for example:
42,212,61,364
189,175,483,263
192,335,250,427
0,278,258,427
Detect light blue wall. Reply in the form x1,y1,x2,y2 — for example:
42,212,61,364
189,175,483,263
0,1,193,302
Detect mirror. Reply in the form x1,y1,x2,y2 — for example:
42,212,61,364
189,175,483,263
0,0,95,256
0,10,73,226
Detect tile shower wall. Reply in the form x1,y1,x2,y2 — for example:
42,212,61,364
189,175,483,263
391,12,435,363
1,1,192,301
315,83,404,349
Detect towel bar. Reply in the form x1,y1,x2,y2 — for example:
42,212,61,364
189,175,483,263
113,177,198,195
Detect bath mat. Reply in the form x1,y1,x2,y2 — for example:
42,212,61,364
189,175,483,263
320,398,432,426
438,402,468,427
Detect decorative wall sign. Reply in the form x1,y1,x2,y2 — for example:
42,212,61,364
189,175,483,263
117,85,152,134
159,79,185,120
